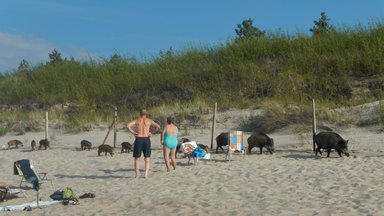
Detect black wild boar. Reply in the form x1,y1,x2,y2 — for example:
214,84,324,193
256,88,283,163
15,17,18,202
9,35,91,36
7,140,23,149
31,140,36,151
39,139,50,150
216,132,228,153
314,132,350,157
81,140,92,150
98,144,114,156
197,144,209,152
121,142,132,153
247,133,275,154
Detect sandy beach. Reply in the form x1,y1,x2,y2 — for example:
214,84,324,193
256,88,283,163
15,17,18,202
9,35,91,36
1,109,384,215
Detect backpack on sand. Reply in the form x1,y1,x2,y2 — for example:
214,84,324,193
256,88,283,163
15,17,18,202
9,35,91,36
63,187,77,200
62,187,80,205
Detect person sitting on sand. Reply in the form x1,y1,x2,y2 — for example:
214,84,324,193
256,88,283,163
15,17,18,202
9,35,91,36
127,109,161,178
161,116,178,172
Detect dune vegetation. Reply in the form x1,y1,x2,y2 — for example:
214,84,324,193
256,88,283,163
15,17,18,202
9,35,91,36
0,15,383,133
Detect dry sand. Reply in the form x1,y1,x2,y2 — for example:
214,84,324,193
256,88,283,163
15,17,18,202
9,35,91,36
1,110,384,215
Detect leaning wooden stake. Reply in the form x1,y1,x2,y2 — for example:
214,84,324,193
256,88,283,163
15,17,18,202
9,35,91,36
45,112,49,140
37,190,39,208
312,99,317,151
113,107,118,148
102,120,115,145
210,102,217,150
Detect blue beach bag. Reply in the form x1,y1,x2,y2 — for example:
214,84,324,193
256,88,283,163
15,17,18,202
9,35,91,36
192,146,206,158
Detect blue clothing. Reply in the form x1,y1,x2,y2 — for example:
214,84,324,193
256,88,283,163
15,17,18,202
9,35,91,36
133,137,151,158
164,130,178,149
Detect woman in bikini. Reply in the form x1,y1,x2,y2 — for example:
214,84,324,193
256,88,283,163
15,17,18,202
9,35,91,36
161,116,178,172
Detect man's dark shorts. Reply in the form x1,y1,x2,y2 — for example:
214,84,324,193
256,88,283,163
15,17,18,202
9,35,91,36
133,137,151,158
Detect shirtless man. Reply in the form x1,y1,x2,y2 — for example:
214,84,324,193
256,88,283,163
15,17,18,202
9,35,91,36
127,109,161,178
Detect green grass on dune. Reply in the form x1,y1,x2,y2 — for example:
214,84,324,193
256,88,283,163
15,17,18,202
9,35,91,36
0,23,384,133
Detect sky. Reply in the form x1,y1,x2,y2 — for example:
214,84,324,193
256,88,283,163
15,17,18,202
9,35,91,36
0,0,383,72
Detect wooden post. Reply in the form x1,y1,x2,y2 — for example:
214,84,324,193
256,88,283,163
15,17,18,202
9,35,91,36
210,102,217,150
102,120,115,145
45,112,48,140
113,107,118,148
312,99,317,151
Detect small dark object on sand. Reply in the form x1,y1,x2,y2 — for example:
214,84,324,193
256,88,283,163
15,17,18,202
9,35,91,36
79,193,95,199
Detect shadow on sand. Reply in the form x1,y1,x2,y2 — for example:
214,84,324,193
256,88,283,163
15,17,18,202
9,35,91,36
54,174,127,179
153,161,193,167
282,154,321,159
278,149,321,159
54,168,135,179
